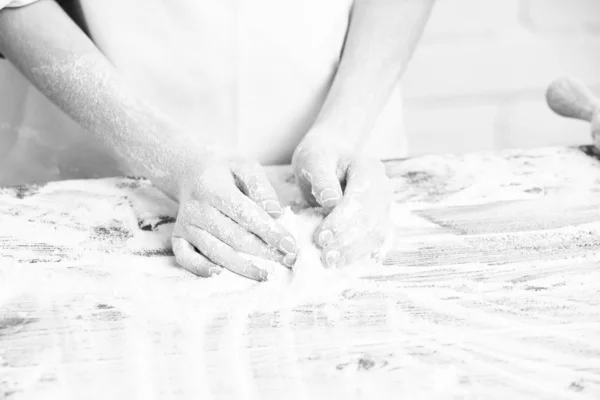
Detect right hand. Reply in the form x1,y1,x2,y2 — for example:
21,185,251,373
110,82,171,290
171,151,298,281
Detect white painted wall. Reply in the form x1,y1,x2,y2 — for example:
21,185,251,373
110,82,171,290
404,0,600,155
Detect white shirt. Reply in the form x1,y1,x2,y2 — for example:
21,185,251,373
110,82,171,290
0,0,406,184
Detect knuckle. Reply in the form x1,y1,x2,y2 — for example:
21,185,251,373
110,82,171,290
179,199,211,225
246,208,272,234
232,202,253,223
237,233,260,252
179,199,197,217
191,170,231,199
205,207,229,233
189,175,214,198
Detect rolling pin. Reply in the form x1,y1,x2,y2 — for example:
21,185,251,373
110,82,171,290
546,76,600,150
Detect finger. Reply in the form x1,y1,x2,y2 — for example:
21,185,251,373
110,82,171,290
232,162,283,219
321,226,388,269
314,160,391,248
294,151,344,208
189,205,296,268
172,236,222,278
185,225,268,282
211,188,298,256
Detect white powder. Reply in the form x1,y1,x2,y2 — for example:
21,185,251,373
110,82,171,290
171,206,397,318
215,206,393,286
245,207,327,284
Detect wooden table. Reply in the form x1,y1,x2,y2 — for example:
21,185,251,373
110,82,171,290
1,146,600,400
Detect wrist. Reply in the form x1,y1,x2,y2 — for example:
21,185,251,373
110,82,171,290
298,123,358,157
152,135,217,202
304,107,373,152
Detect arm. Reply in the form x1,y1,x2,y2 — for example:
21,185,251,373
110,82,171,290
0,0,298,280
0,0,203,198
307,0,435,146
292,0,434,268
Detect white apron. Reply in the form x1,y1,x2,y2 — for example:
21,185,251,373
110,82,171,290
0,0,407,185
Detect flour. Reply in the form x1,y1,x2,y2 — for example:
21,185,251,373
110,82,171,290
5,151,600,399
167,206,397,321
208,206,391,286
246,207,326,284
119,205,395,324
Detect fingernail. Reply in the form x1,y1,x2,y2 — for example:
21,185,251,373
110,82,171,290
279,236,296,254
263,200,283,219
318,230,333,247
325,250,341,268
320,189,341,208
259,269,269,282
283,253,297,268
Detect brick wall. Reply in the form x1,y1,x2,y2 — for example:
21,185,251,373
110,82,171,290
403,0,600,155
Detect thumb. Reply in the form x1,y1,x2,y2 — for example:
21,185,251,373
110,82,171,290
300,159,344,209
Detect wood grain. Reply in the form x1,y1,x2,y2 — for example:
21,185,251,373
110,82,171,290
1,146,600,399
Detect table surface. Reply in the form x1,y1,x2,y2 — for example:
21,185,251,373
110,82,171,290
1,146,600,400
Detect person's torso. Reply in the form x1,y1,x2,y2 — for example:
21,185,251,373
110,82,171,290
0,0,407,185
78,0,406,164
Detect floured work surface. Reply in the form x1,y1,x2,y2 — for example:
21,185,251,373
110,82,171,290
2,146,600,400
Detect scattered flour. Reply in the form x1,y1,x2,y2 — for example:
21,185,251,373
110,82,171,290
217,206,393,285
247,207,327,284
168,206,397,314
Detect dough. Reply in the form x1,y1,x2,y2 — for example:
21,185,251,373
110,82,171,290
201,206,394,303
247,207,392,284
247,207,327,284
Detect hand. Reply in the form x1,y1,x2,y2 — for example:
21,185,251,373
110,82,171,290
171,151,298,281
292,136,392,268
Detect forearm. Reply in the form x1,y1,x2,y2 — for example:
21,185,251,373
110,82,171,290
308,0,434,146
0,0,205,199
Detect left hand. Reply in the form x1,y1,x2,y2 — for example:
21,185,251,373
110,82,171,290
292,135,393,268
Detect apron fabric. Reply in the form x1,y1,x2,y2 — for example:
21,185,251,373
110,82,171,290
0,0,407,185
